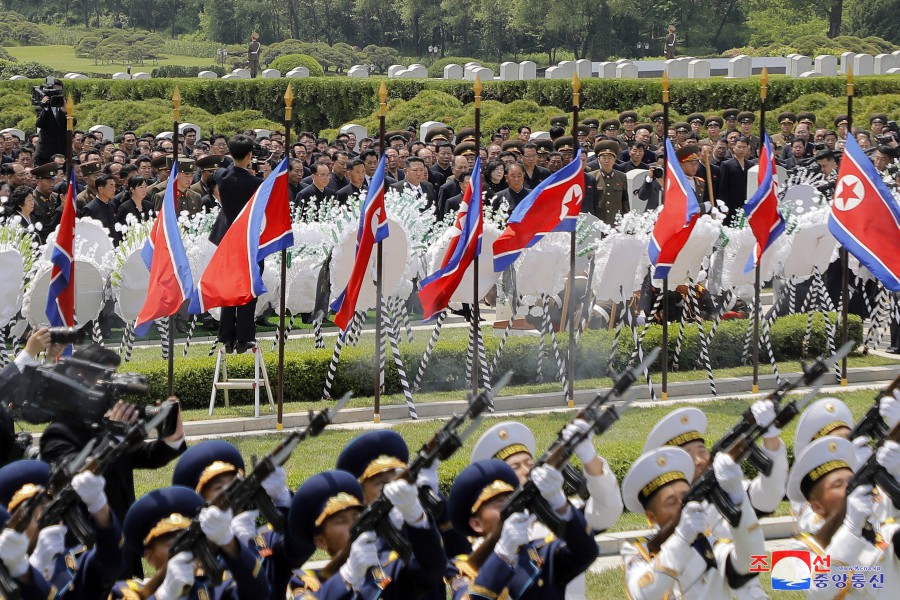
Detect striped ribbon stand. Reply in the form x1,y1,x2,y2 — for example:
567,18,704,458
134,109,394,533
864,284,886,351
741,297,755,366
547,299,568,397
626,292,657,402
813,271,840,381
687,274,713,390
413,309,447,392
761,305,782,387
271,312,292,353
182,314,197,357
0,334,9,367
536,295,550,384
92,320,103,344
158,319,169,360
800,270,816,360
378,309,387,392
672,287,689,371
207,339,219,357
123,322,136,363
119,321,131,356
322,329,349,400
477,326,492,395
387,297,401,343
347,310,365,347
491,299,518,374
312,313,325,349
787,276,797,316
382,304,417,419
703,288,734,397
400,299,414,343
465,313,475,388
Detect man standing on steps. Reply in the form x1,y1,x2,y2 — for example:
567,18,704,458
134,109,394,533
248,32,261,78
211,135,262,354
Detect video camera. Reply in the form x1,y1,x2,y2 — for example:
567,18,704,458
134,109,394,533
31,76,64,108
10,357,179,439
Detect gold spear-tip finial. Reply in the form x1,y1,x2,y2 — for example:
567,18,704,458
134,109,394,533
760,67,768,101
662,70,670,102
284,83,294,106
378,80,387,116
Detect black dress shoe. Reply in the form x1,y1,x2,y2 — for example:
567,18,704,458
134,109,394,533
888,347,900,355
235,341,257,354
224,341,235,354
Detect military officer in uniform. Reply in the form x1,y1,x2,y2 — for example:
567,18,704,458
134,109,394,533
705,115,724,142
446,459,599,600
771,112,797,153
618,111,639,147
248,32,261,78
582,117,600,137
534,139,553,167
160,158,204,216
620,445,766,599
870,113,889,138
75,161,101,209
671,122,690,148
736,111,760,158
549,115,569,130
189,154,223,203
112,486,270,599
589,139,629,225
722,108,740,135
686,113,706,137
676,144,712,205
664,24,677,59
649,111,666,146
29,162,60,237
833,114,850,140
146,156,172,208
600,118,620,145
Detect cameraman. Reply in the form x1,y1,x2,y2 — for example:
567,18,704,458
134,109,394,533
637,154,665,210
38,344,186,578
34,80,67,167
0,328,65,466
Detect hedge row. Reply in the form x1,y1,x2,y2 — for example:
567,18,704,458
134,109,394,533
0,75,897,135
127,313,862,410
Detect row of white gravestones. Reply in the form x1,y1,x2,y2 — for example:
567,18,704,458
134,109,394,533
441,61,537,81
782,52,900,77
545,59,593,79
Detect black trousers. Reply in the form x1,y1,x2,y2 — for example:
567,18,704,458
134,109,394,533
218,299,258,343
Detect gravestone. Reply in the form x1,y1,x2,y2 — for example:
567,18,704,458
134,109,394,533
814,55,838,76
852,54,874,76
197,70,218,79
499,62,518,81
469,66,494,81
132,72,150,80
347,65,369,78
544,66,565,79
286,67,309,78
518,61,536,80
261,68,281,78
626,169,650,213
665,58,687,78
789,55,811,78
616,63,638,79
8,75,27,81
747,164,788,198
575,59,592,79
340,124,367,150
443,64,463,79
112,72,131,80
556,61,576,77
231,68,251,79
387,64,404,77
727,55,751,78
875,54,898,74
419,121,446,142
406,64,427,78
687,60,710,79
799,71,824,78
840,52,856,74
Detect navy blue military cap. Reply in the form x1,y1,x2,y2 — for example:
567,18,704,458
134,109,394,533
0,460,51,512
172,440,245,494
123,486,204,553
288,470,364,545
336,430,408,482
449,459,519,537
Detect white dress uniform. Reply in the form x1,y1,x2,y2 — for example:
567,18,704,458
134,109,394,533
786,436,900,599
620,447,767,599
471,421,622,600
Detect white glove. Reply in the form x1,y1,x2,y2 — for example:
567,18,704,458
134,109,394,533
231,510,259,546
261,466,291,508
495,512,531,565
157,551,195,600
339,531,379,591
531,465,567,511
713,453,745,506
72,471,107,514
0,529,30,578
199,506,234,547
674,501,706,544
29,524,67,577
881,391,900,429
383,479,425,526
843,485,874,535
853,436,874,470
751,400,780,438
877,441,900,479
416,460,440,492
561,418,597,464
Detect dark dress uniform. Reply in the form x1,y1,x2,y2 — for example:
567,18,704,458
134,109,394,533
593,168,629,226
32,189,58,239
491,186,531,213
81,197,119,243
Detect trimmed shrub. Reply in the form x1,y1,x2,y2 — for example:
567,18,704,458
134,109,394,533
124,313,862,410
0,60,52,80
151,65,226,78
268,54,324,77
428,57,500,78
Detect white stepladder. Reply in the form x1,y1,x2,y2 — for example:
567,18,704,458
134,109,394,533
209,345,275,417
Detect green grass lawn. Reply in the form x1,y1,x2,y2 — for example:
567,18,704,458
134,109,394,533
3,44,216,74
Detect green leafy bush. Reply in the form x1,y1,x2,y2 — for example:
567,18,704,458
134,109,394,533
74,29,165,65
0,13,49,46
268,54,324,77
428,56,500,78
124,313,862,410
150,65,226,78
0,60,52,80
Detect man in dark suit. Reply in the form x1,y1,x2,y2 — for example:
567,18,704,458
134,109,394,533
390,156,436,213
39,344,186,578
81,173,119,243
211,135,263,353
297,162,337,212
328,151,351,191
440,171,471,217
522,142,551,189
491,162,531,212
718,135,757,225
35,86,67,166
287,157,305,203
437,155,469,221
336,158,367,205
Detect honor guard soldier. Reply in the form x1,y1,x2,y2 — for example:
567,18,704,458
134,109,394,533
30,162,61,236
785,435,900,594
574,124,590,150
75,161,101,209
248,33,261,78
723,108,740,135
446,459,599,600
501,140,524,158
333,430,449,599
0,505,54,600
833,114,850,140
587,140,629,226
600,118,620,143
705,115,724,142
113,486,270,600
649,111,665,146
553,135,575,164
0,459,124,599
772,112,797,152
686,113,706,137
620,446,766,599
286,470,366,599
582,118,600,137
642,406,788,539
797,111,817,131
167,158,204,216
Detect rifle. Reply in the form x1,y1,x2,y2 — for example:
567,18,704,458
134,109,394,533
848,373,900,443
169,393,351,585
468,348,661,570
1,439,98,600
647,342,852,555
320,374,511,581
815,377,900,549
39,401,179,546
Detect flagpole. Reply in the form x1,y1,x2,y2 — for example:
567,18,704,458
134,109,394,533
276,84,295,431
471,75,482,396
168,86,180,397
374,81,387,424
65,94,74,177
840,70,853,386
564,73,581,409
752,68,767,393
661,71,670,400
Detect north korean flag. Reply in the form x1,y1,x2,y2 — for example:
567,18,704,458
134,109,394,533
743,133,785,273
648,138,701,279
828,135,900,291
45,168,78,328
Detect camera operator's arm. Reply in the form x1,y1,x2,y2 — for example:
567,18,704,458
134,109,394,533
34,97,54,127
123,399,186,468
14,328,51,372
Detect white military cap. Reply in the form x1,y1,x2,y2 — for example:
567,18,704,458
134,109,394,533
793,398,854,457
471,421,536,464
787,436,855,504
642,407,708,453
622,446,694,514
